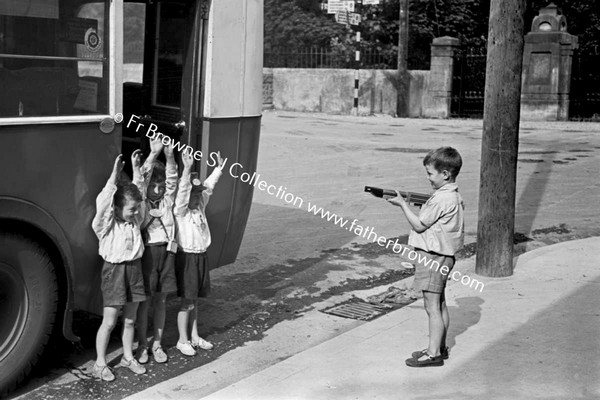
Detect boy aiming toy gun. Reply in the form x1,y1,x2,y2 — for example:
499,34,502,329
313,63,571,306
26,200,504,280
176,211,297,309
364,186,431,207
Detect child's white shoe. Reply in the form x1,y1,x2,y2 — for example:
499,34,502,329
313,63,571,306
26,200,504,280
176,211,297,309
176,341,197,356
137,347,149,364
192,337,213,350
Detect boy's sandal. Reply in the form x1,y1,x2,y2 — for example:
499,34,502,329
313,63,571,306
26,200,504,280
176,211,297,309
411,346,449,360
405,353,444,367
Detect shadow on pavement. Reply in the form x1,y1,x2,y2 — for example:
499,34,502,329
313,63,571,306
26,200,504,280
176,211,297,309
446,296,484,349
515,145,558,236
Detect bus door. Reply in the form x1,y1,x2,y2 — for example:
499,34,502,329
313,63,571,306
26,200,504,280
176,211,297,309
122,0,204,165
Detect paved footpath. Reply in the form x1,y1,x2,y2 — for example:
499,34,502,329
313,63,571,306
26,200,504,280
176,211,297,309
201,237,600,400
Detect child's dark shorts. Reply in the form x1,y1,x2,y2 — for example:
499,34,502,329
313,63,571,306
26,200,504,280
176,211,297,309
175,251,210,299
412,248,455,293
141,244,177,295
101,259,146,307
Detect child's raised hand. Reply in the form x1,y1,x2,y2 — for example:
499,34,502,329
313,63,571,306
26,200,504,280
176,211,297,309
149,137,164,154
131,149,143,168
216,151,225,168
112,154,125,174
163,142,174,158
386,190,407,207
181,151,194,169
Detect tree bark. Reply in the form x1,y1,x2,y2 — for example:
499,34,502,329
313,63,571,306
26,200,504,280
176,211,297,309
475,0,527,277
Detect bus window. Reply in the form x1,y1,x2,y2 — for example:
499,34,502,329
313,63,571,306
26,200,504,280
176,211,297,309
153,3,188,109
124,2,145,84
0,0,109,118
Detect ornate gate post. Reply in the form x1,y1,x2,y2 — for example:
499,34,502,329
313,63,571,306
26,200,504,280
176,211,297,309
520,3,578,120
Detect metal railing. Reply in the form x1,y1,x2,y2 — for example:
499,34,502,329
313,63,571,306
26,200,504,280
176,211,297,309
264,46,396,69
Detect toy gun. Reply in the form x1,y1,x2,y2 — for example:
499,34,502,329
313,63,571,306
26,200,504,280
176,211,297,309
364,186,431,207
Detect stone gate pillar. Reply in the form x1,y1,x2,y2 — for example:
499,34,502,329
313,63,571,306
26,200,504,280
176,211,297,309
521,3,578,121
424,36,460,118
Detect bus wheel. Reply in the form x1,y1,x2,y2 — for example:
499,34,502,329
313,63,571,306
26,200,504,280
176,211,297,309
0,233,58,395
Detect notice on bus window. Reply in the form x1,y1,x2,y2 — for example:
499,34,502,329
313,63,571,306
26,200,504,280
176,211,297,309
0,0,58,18
60,18,98,44
74,80,98,112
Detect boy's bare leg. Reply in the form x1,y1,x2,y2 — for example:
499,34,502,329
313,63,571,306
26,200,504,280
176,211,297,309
121,302,139,360
136,300,149,350
440,291,449,349
96,306,119,366
152,293,168,348
177,299,192,342
423,291,443,357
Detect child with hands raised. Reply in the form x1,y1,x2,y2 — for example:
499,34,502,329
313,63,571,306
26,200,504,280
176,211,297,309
174,150,224,356
136,138,179,364
91,151,148,381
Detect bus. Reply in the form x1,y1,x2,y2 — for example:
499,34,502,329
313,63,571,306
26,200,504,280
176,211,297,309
0,0,263,393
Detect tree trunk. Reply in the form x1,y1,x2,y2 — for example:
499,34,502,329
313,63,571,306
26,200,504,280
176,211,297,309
475,0,527,277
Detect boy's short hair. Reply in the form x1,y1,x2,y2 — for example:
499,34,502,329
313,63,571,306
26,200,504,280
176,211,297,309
423,147,462,179
149,161,166,183
114,182,143,208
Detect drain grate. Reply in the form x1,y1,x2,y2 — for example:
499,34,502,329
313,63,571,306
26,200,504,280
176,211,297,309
321,300,394,321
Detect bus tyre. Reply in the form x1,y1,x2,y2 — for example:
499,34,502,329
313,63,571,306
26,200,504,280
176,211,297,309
0,233,58,395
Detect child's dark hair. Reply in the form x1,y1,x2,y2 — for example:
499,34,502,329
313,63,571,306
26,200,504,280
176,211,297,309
150,161,166,183
114,182,143,208
423,147,462,179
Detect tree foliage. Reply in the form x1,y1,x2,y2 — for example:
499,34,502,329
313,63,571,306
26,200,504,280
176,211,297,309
264,0,346,51
264,0,600,69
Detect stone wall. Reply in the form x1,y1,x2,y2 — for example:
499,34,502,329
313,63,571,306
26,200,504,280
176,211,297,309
263,68,435,117
262,36,459,118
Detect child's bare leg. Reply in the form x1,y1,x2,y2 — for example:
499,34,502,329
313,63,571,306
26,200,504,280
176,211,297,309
177,299,193,342
152,293,168,348
190,299,200,341
121,302,139,360
96,306,119,366
423,291,443,357
136,300,149,349
440,291,449,349
190,300,213,349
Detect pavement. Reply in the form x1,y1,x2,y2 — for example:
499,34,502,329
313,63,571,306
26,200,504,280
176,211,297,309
128,236,600,400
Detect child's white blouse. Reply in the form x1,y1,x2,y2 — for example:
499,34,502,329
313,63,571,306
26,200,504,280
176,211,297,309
174,167,222,253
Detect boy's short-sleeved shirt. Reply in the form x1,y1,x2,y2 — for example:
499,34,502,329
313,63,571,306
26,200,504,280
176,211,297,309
408,182,464,256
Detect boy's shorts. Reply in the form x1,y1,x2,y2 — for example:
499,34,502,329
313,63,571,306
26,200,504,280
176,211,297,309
101,259,146,307
175,251,210,299
412,248,455,293
141,244,177,295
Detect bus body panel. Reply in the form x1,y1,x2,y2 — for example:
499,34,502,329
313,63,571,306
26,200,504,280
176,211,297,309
199,0,263,267
203,115,261,268
203,0,263,118
0,122,122,314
